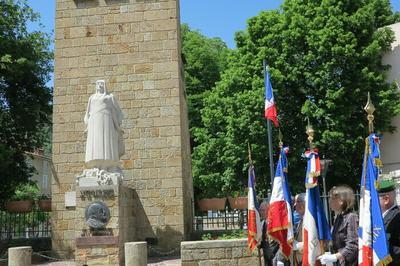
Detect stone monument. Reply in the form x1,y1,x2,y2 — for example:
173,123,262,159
52,0,193,260
74,80,134,265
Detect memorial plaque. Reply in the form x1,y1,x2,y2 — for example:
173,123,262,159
85,202,110,229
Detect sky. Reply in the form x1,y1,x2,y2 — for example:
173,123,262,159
26,0,400,88
27,0,400,49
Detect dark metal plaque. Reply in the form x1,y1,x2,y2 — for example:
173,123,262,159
85,202,110,229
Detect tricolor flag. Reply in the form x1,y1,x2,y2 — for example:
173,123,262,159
267,146,294,258
247,162,262,250
358,134,392,266
264,67,279,127
302,149,331,266
304,148,321,188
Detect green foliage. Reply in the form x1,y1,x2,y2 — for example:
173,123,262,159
0,0,53,202
10,182,40,201
218,230,247,240
192,0,400,197
181,24,231,149
201,233,212,240
200,230,246,240
231,190,247,197
37,193,51,200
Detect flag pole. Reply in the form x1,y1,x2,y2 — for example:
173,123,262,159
306,118,326,254
248,142,252,164
263,59,274,193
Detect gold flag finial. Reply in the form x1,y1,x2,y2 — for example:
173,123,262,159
363,92,375,133
306,117,315,149
248,142,252,164
278,129,283,148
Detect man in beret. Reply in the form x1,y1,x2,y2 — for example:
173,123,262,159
378,177,400,266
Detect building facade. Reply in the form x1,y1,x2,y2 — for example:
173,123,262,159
381,22,400,204
26,150,52,196
381,22,400,173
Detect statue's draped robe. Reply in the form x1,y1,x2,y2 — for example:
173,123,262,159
84,93,124,168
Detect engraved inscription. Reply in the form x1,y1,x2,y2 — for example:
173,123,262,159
80,189,115,200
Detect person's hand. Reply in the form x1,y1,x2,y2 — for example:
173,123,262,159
293,241,303,251
318,253,338,264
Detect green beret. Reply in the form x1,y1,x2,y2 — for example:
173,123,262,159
376,176,396,193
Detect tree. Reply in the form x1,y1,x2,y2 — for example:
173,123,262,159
181,24,231,148
0,0,53,202
192,0,400,198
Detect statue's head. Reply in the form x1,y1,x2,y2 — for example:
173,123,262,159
96,80,106,94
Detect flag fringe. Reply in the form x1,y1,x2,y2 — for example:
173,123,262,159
267,225,290,233
248,237,258,250
375,254,393,266
305,183,318,189
308,171,320,177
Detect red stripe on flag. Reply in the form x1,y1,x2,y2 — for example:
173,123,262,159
267,201,291,257
303,229,322,266
303,229,310,266
265,105,279,127
269,230,292,257
248,209,258,250
360,246,373,266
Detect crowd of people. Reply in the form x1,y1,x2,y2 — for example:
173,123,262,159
258,178,400,266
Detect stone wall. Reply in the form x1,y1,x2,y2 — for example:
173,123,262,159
53,0,193,257
181,239,260,266
75,184,135,265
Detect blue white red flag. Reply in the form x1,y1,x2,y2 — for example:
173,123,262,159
264,68,279,127
247,163,262,250
267,147,294,258
304,148,321,188
302,149,331,266
358,134,392,266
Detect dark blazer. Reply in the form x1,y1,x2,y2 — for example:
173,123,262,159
384,205,400,266
260,220,279,266
331,211,358,266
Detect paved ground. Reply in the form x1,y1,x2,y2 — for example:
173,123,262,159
33,257,181,265
147,257,181,266
33,262,75,266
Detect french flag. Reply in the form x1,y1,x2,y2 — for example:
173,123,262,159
267,147,294,258
304,148,321,188
264,67,279,127
302,149,331,266
358,134,392,266
247,163,262,250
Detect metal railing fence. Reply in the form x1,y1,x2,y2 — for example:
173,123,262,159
0,209,51,240
194,192,361,233
194,209,247,232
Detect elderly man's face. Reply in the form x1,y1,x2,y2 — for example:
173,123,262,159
379,191,395,213
294,196,305,216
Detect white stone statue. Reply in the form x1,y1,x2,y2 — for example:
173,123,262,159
84,80,124,170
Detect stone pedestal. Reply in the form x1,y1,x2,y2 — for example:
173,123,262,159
124,242,147,266
75,181,135,265
8,246,32,266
